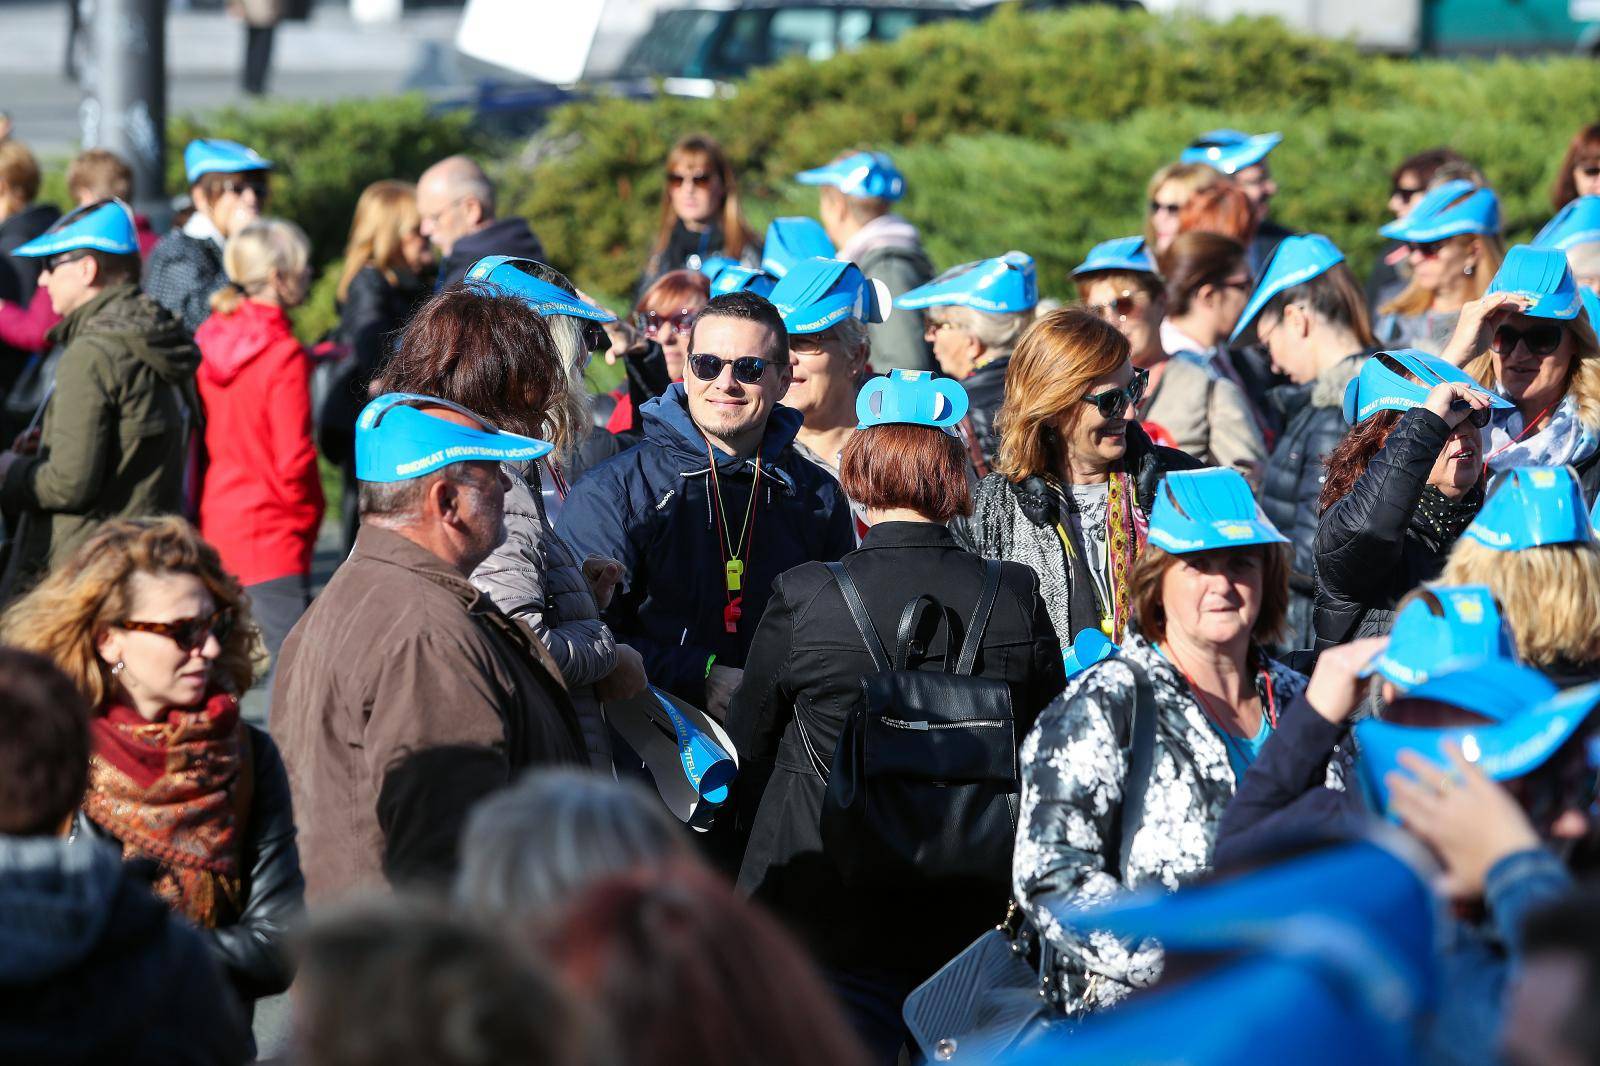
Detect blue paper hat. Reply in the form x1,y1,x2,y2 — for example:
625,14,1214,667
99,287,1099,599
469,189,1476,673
1463,465,1593,551
794,151,906,201
708,264,777,299
1534,196,1600,251
895,252,1038,314
768,256,890,335
1379,180,1500,242
1342,348,1513,425
1180,129,1283,175
855,370,967,431
1360,585,1517,690
463,256,617,323
761,217,836,279
1486,244,1585,321
1063,628,1117,678
1072,236,1158,278
12,199,140,258
1231,234,1346,343
697,255,742,282
355,393,553,483
1146,469,1289,555
183,138,273,184
1357,678,1600,816
604,686,739,831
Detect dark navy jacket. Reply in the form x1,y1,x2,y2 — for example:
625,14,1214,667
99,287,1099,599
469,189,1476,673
556,386,855,705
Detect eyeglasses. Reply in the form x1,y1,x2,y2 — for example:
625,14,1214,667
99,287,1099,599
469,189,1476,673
219,176,269,200
118,606,236,654
667,172,714,189
1579,166,1600,179
1085,291,1147,323
923,318,965,340
1148,200,1183,216
688,354,773,385
1491,322,1564,358
1391,184,1426,202
1405,240,1448,259
43,249,94,273
636,309,699,338
1079,367,1149,419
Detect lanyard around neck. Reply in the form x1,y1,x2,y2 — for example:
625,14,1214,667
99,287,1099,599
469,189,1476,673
707,444,761,633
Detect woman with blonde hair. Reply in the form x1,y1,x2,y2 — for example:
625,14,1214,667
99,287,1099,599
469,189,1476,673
956,308,1200,646
1375,180,1504,356
639,133,761,292
0,516,304,1019
1143,161,1222,256
196,218,323,675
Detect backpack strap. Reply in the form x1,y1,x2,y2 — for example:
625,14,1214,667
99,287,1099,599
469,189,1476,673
953,560,1003,676
1115,660,1158,880
825,562,892,673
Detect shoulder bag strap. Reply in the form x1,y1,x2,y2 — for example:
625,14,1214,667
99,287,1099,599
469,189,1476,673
1116,660,1159,880
825,562,892,673
954,559,1004,676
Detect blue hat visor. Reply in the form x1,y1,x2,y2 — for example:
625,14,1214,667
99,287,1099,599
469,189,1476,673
1063,628,1117,678
856,370,967,430
184,138,273,183
1486,246,1585,321
761,217,836,278
697,255,742,282
605,686,739,827
1145,469,1289,555
895,252,1038,313
1363,657,1551,722
355,393,553,483
1343,349,1514,425
1072,236,1157,278
1379,183,1499,242
463,256,616,323
770,257,891,334
1356,585,1515,690
709,265,777,299
1534,197,1600,251
1179,130,1282,175
13,199,140,258
1463,466,1594,550
794,152,905,200
1230,235,1345,343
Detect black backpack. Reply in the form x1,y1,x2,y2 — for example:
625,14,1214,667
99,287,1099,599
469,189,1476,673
804,559,1018,887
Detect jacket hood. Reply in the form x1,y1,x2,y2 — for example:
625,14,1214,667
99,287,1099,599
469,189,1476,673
840,213,923,262
60,283,201,384
0,837,123,983
638,383,804,471
453,217,545,264
196,299,294,385
1311,352,1368,409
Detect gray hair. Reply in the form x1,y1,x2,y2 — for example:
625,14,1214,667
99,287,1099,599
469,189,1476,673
453,769,689,917
357,465,472,526
943,304,1034,355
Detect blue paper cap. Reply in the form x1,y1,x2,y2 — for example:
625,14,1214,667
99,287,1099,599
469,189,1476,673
1146,469,1289,555
1072,236,1158,278
463,256,617,323
794,151,906,201
1486,244,1585,321
768,256,890,335
1464,465,1594,551
12,199,140,258
1534,196,1600,251
761,217,836,279
708,264,778,299
1342,348,1513,425
355,393,552,483
697,255,742,283
1360,585,1517,691
855,370,967,431
183,138,273,184
1063,628,1118,678
1231,234,1346,343
1379,180,1500,242
1180,129,1283,175
895,251,1038,313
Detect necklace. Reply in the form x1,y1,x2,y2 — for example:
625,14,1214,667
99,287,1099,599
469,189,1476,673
707,443,762,635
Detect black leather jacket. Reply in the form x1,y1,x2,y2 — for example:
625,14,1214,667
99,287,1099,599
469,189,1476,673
959,353,1008,475
73,722,304,1005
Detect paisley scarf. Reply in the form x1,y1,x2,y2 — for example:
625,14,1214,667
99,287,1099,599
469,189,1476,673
1485,394,1600,477
85,689,246,928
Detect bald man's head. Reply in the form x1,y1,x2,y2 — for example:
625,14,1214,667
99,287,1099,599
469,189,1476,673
417,155,497,256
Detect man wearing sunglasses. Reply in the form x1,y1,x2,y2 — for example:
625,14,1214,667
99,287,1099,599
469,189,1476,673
418,155,547,291
559,292,854,722
272,393,586,901
145,139,273,334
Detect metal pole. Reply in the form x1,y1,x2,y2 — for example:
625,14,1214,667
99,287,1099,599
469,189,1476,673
83,0,168,224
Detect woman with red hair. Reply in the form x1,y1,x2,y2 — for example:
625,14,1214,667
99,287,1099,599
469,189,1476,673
605,269,711,439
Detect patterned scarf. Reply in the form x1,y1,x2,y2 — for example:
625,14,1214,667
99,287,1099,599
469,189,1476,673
1050,469,1148,639
1485,394,1600,476
85,689,245,928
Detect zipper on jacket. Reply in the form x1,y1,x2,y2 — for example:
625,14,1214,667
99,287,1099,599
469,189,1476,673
881,717,1007,731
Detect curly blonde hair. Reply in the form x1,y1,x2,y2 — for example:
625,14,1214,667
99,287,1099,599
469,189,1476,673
1441,539,1600,667
0,517,260,709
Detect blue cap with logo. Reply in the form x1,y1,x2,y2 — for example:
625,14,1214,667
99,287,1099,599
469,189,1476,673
1180,129,1283,175
1359,585,1517,691
1379,180,1500,242
463,256,617,322
708,264,778,299
761,217,837,279
1230,234,1346,343
768,256,890,335
1463,465,1593,551
183,138,273,184
1146,469,1288,555
1534,196,1600,251
895,252,1038,314
795,150,906,201
855,370,967,431
1072,236,1158,278
1342,348,1512,425
13,199,140,258
355,392,553,483
1486,244,1585,321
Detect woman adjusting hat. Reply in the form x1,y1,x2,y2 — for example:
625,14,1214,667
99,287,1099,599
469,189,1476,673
1374,180,1504,356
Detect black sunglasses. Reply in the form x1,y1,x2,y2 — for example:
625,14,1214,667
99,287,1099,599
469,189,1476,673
1580,166,1600,179
1080,367,1149,419
118,606,236,653
688,353,773,385
1085,291,1145,322
1491,322,1564,358
1391,184,1426,201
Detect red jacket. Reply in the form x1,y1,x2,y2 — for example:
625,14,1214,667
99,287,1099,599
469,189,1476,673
195,300,324,586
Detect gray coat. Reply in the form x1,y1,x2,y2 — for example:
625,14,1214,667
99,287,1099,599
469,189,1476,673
472,462,617,770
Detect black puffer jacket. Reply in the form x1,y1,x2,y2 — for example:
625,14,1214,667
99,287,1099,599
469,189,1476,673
321,265,429,464
958,353,1008,475
1312,407,1482,648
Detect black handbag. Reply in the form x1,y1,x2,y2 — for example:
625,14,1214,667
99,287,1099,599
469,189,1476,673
809,559,1017,887
901,658,1159,1063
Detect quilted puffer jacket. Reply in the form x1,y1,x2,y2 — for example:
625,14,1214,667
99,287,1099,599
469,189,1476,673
1013,632,1308,1015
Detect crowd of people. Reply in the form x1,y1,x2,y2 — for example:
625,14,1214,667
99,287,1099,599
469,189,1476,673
4,114,1600,1065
